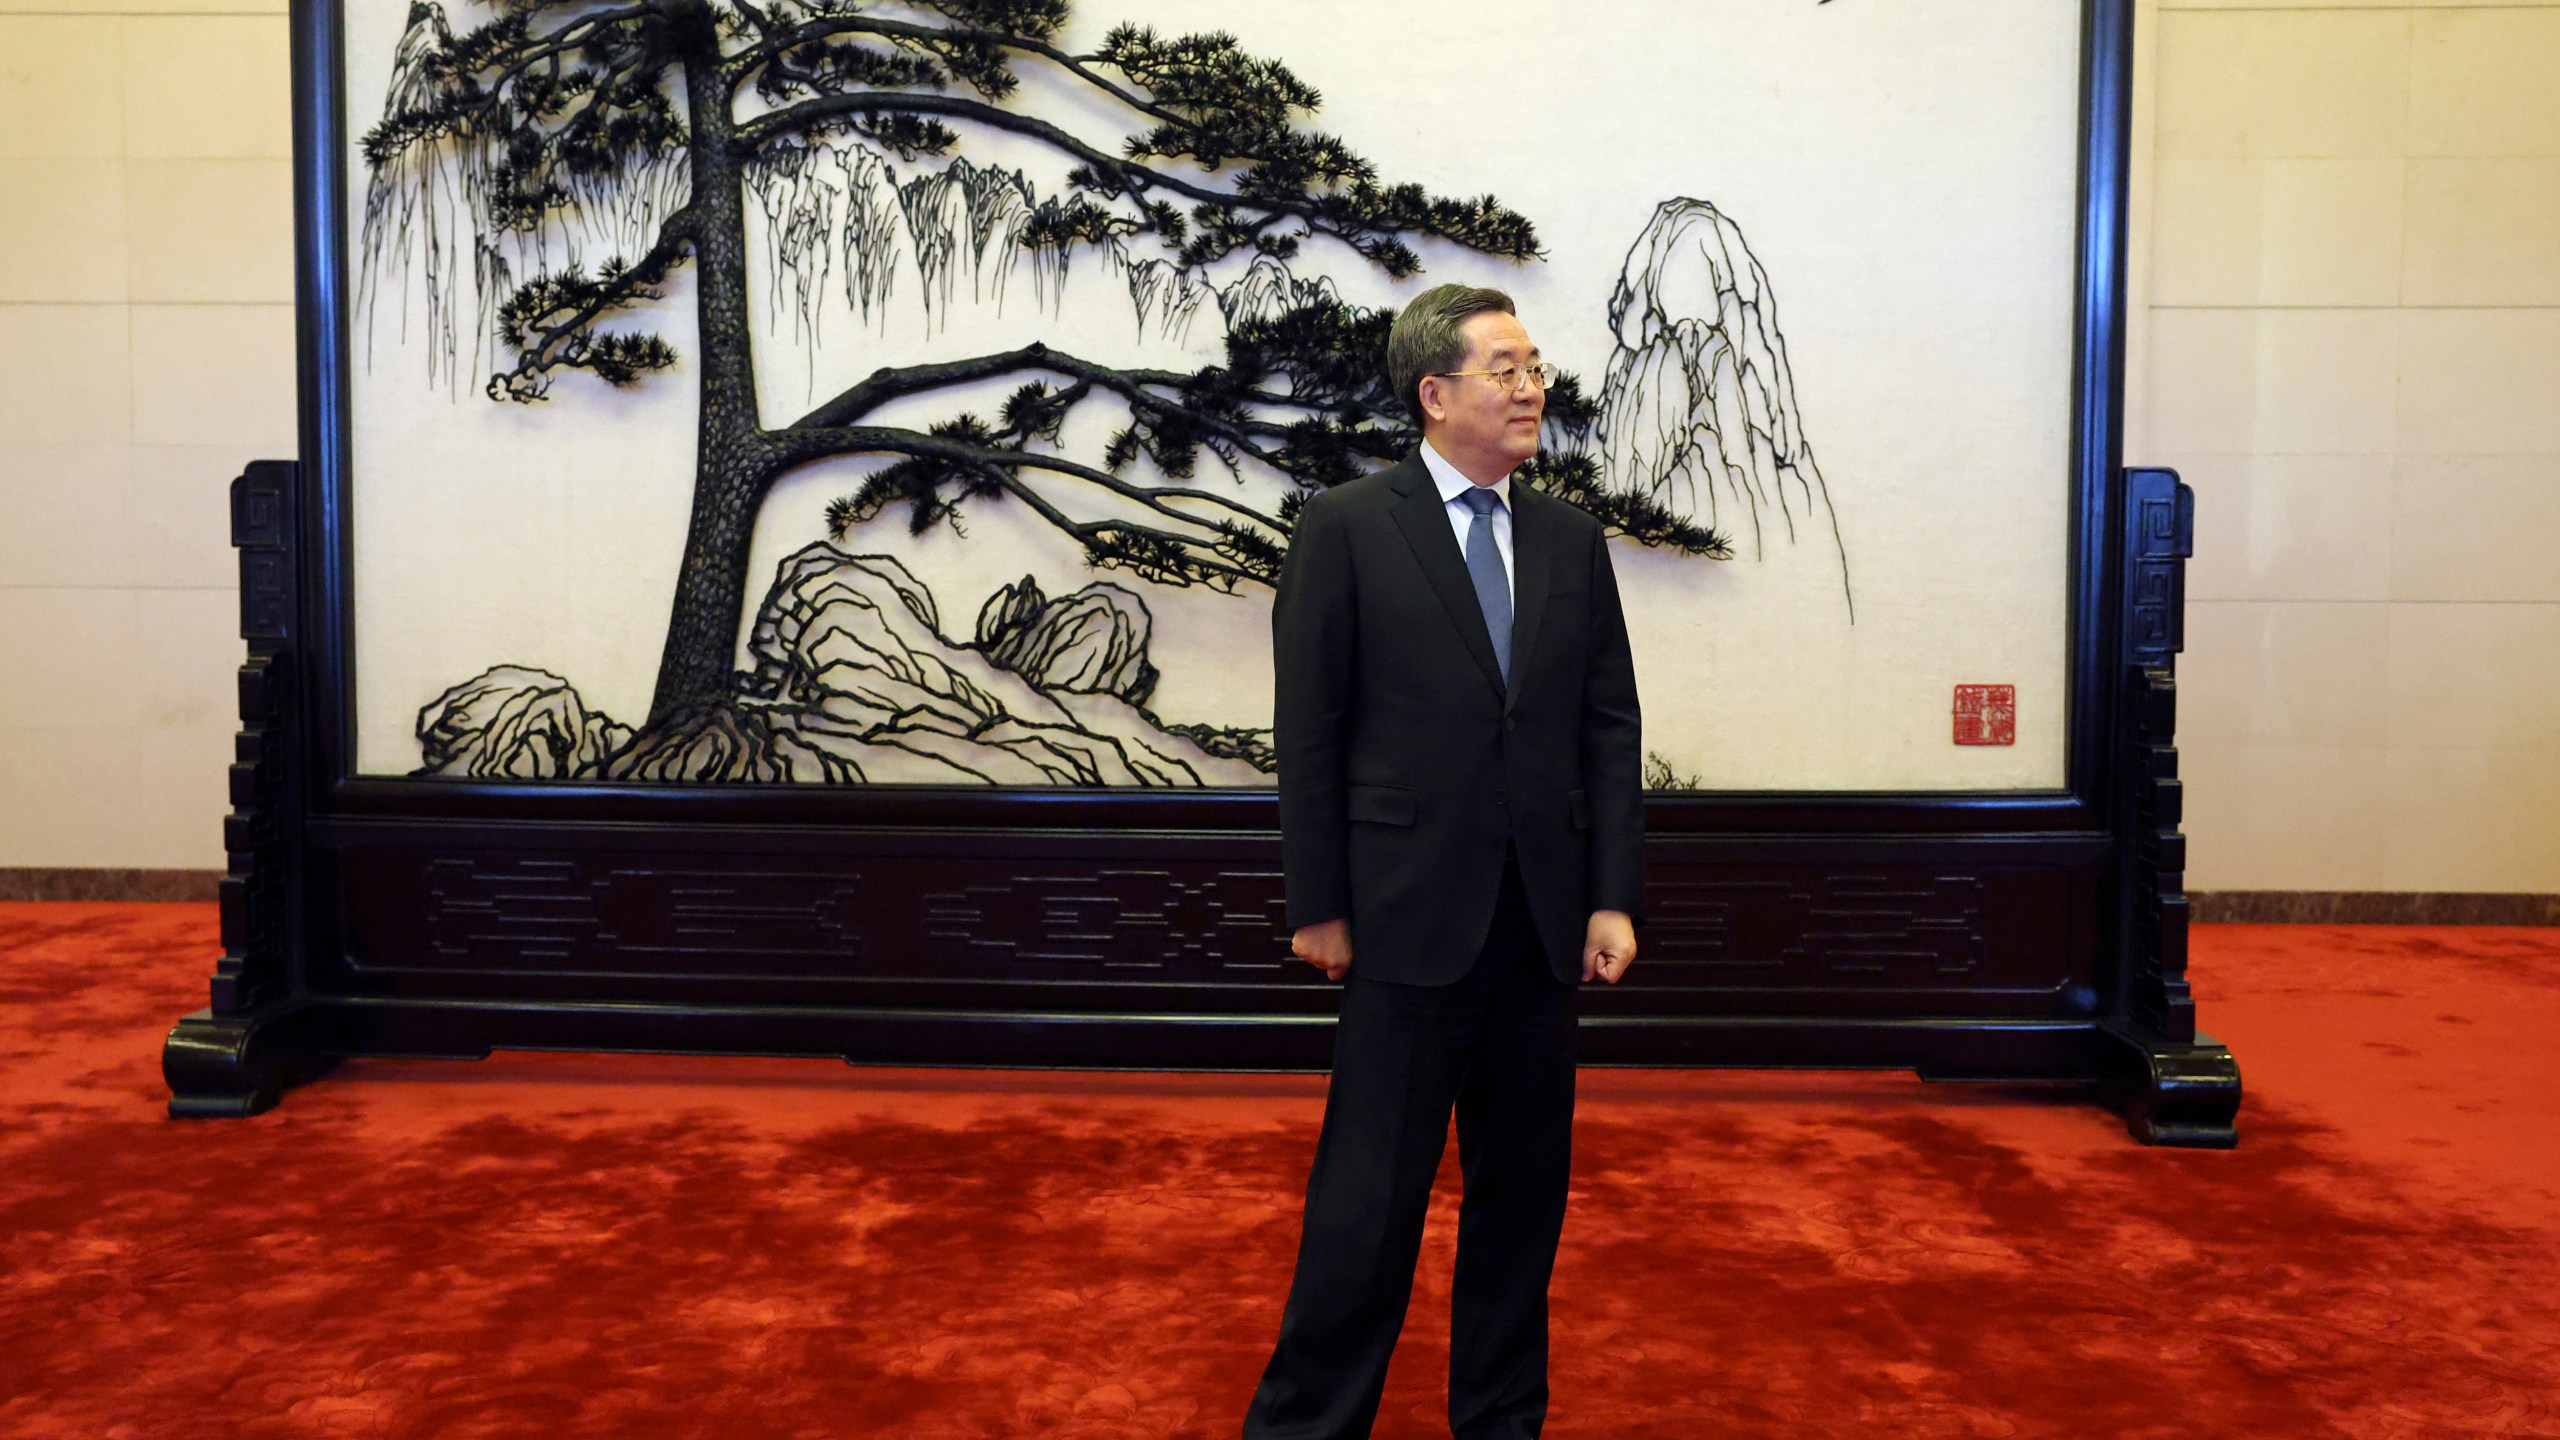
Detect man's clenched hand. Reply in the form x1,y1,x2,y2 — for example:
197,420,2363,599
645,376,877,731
1582,910,1637,984
1293,919,1353,981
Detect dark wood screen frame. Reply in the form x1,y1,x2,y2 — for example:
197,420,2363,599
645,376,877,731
164,0,2240,1146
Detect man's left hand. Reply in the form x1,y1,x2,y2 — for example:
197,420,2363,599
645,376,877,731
1582,910,1637,984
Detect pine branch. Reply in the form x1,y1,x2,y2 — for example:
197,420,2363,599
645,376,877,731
730,89,1537,275
488,222,693,401
829,441,1276,591
733,90,1222,206
779,421,1283,540
787,412,1301,594
746,34,950,104
726,11,1184,132
365,4,659,162
1526,450,1736,559
787,341,1315,479
363,2,686,234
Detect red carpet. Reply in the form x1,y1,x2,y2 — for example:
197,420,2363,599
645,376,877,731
4,904,2557,1437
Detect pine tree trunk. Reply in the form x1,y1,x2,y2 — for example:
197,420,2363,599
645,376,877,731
650,454,770,723
648,0,778,726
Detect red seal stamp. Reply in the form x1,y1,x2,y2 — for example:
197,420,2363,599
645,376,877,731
1953,685,2016,746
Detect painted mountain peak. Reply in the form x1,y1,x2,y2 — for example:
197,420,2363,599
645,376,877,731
1599,198,1853,619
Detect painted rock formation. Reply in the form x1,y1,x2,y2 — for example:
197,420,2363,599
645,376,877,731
417,545,1268,787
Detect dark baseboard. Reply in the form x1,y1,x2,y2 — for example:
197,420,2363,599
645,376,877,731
2189,891,2560,926
0,870,2548,925
0,869,223,903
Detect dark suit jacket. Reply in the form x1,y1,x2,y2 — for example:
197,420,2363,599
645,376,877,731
1273,454,1646,986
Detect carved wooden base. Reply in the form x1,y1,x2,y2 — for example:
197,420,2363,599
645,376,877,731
162,1005,337,1119
161,997,2232,1137
2095,1019,2241,1148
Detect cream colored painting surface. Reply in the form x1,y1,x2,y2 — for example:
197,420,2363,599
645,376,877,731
345,0,2083,788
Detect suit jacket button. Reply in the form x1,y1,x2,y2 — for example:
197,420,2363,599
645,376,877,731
1494,788,1508,806
1504,716,1517,732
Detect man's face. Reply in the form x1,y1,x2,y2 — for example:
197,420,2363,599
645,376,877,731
1419,311,1545,482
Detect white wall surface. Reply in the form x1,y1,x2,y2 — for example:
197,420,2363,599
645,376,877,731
2,0,2554,888
2130,0,2560,890
0,0,293,866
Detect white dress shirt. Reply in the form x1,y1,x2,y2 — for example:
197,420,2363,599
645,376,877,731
1419,439,1514,601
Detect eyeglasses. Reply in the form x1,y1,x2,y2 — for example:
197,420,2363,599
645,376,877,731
1431,362,1560,394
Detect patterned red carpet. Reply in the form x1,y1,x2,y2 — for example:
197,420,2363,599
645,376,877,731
4,904,2556,1438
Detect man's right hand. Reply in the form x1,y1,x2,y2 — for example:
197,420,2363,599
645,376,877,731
1293,920,1353,982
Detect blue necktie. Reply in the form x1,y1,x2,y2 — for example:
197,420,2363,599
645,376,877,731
1461,487,1512,683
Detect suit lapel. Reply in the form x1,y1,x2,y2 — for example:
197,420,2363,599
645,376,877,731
1386,460,1507,700
1504,480,1556,713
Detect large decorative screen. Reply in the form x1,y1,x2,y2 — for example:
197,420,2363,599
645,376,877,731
344,0,2084,789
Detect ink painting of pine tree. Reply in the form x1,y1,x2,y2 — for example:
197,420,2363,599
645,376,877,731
356,0,1748,784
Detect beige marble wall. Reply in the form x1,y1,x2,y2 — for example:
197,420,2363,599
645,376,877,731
1,0,2552,891
0,0,292,866
2133,0,2560,891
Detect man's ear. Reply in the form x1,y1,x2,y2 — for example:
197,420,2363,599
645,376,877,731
1417,375,1447,426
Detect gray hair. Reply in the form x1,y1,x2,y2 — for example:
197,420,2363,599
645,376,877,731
1386,284,1516,425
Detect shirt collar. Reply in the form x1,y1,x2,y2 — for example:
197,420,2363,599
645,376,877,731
1421,438,1512,510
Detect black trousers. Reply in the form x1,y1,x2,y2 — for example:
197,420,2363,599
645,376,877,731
1243,852,1578,1440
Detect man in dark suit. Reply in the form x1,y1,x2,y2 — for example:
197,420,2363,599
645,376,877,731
1242,285,1646,1440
